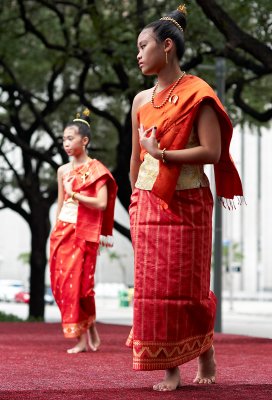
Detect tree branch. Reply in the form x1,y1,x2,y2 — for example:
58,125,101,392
0,189,30,223
0,123,59,169
233,80,272,122
114,221,131,241
195,0,272,71
17,0,67,52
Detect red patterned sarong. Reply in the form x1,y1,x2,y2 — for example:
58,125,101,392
50,220,98,338
126,187,216,370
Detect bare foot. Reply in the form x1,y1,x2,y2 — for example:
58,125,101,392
194,346,216,384
67,333,88,354
153,367,182,391
88,322,101,351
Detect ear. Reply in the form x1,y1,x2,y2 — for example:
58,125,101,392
82,136,89,146
164,38,174,52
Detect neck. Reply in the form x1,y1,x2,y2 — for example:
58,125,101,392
156,65,183,91
72,154,90,166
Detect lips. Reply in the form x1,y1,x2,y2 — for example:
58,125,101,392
138,62,144,69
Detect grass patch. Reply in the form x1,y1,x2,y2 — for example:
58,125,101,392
27,316,44,322
0,310,25,322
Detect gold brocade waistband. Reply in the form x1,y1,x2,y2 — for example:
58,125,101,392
58,198,78,224
135,153,209,191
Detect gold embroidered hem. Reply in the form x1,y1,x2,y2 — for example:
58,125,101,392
63,315,95,338
126,328,214,371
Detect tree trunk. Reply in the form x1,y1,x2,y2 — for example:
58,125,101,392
112,110,132,241
113,110,132,211
29,205,51,320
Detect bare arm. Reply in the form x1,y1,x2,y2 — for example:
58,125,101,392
140,104,222,165
72,185,108,211
130,93,145,190
55,166,65,221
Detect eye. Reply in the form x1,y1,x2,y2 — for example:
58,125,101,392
141,44,146,49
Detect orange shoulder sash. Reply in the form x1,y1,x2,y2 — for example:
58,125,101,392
137,74,243,208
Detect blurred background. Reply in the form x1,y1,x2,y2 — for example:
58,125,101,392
0,0,271,337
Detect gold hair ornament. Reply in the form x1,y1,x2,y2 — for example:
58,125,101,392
82,108,90,117
159,16,183,32
73,108,91,127
177,4,187,15
72,118,90,127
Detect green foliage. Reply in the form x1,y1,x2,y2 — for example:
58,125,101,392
18,252,30,266
0,0,271,211
0,311,24,322
223,241,244,267
26,315,44,322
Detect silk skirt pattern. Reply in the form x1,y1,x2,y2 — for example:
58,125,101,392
50,220,98,338
126,187,217,370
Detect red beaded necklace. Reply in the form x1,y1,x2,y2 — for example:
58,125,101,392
151,71,186,109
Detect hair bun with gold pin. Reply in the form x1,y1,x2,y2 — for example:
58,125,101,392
177,4,187,15
82,108,91,117
73,108,91,128
160,4,187,33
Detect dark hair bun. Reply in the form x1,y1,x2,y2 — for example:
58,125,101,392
168,8,187,32
65,108,92,145
143,5,187,60
74,108,91,127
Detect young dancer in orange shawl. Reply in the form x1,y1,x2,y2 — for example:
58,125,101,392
50,109,117,354
127,5,243,391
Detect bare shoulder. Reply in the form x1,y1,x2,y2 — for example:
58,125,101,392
133,88,154,110
57,162,71,178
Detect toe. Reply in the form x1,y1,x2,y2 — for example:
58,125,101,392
194,376,216,384
153,382,168,391
153,383,163,391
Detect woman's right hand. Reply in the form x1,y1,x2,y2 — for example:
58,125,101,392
63,175,75,197
138,124,160,159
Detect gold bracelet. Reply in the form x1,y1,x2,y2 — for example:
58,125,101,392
161,148,167,164
71,191,77,201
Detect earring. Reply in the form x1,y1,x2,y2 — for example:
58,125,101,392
165,51,168,64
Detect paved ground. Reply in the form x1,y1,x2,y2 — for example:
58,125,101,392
1,296,271,339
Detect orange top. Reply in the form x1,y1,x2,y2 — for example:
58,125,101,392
137,74,243,207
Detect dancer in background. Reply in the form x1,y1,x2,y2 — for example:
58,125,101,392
127,4,243,391
50,109,117,354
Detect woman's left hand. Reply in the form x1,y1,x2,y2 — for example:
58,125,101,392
63,176,75,197
138,124,160,159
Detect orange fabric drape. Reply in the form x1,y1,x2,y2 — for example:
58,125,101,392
138,74,243,208
71,159,118,243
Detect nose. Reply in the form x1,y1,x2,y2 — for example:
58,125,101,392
137,52,141,61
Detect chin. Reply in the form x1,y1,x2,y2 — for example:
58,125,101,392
141,67,156,76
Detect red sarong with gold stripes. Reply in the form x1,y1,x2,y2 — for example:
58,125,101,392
50,220,98,338
126,187,216,370
50,159,117,338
